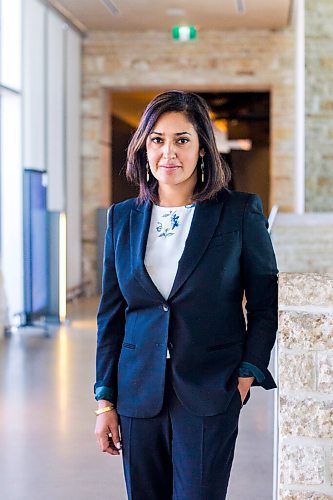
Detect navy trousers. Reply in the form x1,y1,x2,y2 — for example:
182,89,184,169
118,360,243,500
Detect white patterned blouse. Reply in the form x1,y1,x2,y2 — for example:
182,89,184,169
144,203,196,358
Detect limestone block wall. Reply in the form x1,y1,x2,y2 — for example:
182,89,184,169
272,213,333,273
305,0,333,211
278,273,333,499
82,28,296,292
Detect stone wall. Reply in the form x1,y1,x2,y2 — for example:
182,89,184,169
272,213,333,273
278,273,333,499
82,28,295,291
305,0,333,211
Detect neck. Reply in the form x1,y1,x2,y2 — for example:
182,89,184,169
157,180,196,208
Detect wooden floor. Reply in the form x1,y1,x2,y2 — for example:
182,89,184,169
0,296,275,499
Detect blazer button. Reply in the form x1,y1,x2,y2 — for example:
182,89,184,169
162,303,169,312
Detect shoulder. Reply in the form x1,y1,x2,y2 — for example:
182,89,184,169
107,197,139,220
217,188,262,211
105,197,140,228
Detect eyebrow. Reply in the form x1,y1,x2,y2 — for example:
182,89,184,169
150,131,192,136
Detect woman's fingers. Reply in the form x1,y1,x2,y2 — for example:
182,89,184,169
237,387,247,404
109,422,122,451
99,435,119,455
237,376,254,403
95,411,122,455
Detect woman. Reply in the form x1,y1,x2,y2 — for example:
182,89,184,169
94,90,278,500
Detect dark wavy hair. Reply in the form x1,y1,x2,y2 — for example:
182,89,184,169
126,90,231,204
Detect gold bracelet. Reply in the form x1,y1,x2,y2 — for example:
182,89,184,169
95,405,115,416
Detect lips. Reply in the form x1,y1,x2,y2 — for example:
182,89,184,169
159,164,181,169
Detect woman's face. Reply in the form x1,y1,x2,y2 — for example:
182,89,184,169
146,111,204,191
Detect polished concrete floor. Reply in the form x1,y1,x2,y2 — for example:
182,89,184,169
0,297,275,500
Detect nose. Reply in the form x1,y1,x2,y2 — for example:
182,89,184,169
162,140,176,159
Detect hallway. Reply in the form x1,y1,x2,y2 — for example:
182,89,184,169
0,297,275,500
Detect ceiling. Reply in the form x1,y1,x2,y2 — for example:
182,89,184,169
50,0,293,33
202,92,269,121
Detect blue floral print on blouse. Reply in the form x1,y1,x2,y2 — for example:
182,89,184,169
171,213,180,230
155,204,195,239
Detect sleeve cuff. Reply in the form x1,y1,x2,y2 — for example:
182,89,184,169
238,361,265,383
95,385,115,403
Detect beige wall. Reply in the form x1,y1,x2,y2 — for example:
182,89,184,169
273,213,333,273
82,29,296,291
305,0,333,211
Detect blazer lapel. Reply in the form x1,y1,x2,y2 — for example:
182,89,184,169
130,199,166,302
168,196,224,300
130,194,224,302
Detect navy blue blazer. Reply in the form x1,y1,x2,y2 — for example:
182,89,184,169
95,188,279,418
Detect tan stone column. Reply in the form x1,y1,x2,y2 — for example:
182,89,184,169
82,78,112,293
278,273,333,499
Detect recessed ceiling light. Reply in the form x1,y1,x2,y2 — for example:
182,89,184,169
100,0,120,16
166,8,186,17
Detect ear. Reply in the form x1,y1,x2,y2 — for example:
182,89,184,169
199,148,205,157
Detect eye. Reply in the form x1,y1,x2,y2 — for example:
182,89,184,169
151,137,163,144
177,137,189,144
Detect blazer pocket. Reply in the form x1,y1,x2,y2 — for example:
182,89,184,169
207,340,243,351
122,342,136,349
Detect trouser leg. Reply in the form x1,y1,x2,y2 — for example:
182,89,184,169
118,362,242,500
169,383,242,500
118,381,173,500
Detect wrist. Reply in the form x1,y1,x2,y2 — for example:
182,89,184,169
97,399,113,408
238,376,254,386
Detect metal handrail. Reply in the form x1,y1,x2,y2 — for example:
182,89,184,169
268,204,279,234
268,203,279,500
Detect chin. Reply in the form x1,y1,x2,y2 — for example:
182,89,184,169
158,179,182,186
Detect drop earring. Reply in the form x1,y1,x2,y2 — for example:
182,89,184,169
146,161,150,182
200,155,205,182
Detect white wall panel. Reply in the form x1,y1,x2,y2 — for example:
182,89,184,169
22,0,45,169
47,11,65,211
66,28,82,289
1,95,23,321
0,0,21,90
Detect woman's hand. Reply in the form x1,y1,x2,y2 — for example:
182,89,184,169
95,400,122,456
237,376,255,404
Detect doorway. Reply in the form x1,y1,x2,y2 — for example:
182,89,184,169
109,90,270,215
104,88,275,499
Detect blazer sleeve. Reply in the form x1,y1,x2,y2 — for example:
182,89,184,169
94,204,127,403
240,194,279,390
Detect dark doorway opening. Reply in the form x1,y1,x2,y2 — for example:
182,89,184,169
110,91,270,214
197,92,270,215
